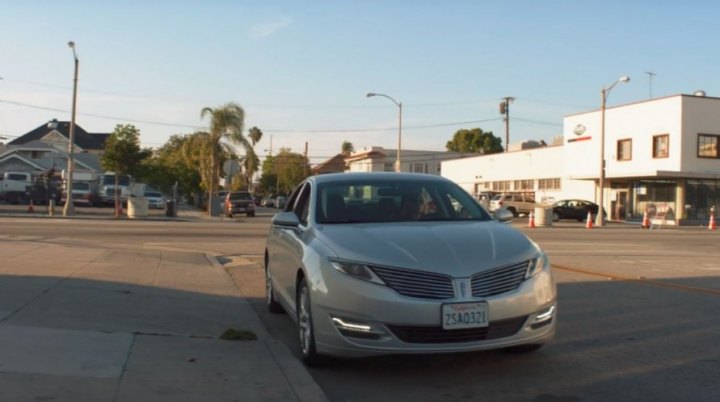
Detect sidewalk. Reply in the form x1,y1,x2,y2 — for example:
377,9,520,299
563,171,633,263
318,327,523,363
0,239,327,402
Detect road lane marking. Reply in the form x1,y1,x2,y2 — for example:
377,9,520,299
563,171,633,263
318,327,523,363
553,264,720,297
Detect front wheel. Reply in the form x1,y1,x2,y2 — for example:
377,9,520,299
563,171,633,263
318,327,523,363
297,277,322,366
552,212,560,222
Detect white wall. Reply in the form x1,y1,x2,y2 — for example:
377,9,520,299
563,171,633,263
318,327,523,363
563,96,683,179
681,96,720,174
441,146,593,203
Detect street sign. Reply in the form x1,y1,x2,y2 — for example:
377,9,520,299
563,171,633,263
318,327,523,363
223,160,240,177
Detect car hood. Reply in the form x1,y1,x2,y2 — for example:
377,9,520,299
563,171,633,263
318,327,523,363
314,221,539,277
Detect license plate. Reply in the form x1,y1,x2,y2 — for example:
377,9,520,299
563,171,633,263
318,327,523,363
442,302,489,330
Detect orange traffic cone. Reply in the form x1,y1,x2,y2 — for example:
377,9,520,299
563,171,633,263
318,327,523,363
709,212,716,231
642,209,650,229
28,200,35,213
585,211,593,229
528,211,536,228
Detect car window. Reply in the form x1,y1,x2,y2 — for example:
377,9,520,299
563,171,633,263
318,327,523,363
316,179,492,224
294,184,311,225
229,192,251,200
284,183,305,212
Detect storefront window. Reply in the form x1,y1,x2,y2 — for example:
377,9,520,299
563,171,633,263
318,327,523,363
634,180,676,219
685,180,720,220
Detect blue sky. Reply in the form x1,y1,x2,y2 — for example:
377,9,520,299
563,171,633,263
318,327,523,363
1,1,719,166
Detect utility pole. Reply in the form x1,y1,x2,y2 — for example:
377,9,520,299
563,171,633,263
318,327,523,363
499,97,515,152
644,71,656,99
304,141,309,177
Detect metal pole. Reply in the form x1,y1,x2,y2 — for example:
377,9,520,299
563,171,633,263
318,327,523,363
596,88,607,227
396,102,402,172
63,43,78,216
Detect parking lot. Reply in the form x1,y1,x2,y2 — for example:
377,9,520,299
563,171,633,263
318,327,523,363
1,214,719,401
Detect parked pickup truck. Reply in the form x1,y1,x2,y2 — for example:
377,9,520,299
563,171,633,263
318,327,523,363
1,172,33,204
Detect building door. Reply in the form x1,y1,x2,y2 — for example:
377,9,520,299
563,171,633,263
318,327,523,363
612,190,628,220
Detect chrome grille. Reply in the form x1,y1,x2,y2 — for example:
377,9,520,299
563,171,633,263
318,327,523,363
370,266,454,300
471,260,529,298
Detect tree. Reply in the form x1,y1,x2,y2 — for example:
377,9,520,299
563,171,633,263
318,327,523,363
144,134,203,202
244,127,263,190
259,148,310,194
200,103,249,215
445,128,503,154
101,124,152,216
248,126,263,146
341,141,354,156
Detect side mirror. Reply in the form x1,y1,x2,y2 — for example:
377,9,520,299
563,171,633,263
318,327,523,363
494,208,514,223
272,211,300,228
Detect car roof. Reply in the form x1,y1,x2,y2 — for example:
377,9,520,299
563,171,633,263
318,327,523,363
308,172,451,185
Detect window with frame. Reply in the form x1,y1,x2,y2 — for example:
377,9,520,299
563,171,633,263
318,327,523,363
383,162,394,172
294,184,311,225
492,180,510,191
617,139,632,161
653,134,669,158
698,134,719,158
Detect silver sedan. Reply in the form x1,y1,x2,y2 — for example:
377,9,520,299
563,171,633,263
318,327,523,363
265,173,556,365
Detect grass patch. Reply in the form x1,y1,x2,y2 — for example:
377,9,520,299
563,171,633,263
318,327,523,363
219,328,257,341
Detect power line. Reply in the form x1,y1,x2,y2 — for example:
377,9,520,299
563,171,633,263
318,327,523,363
0,98,504,133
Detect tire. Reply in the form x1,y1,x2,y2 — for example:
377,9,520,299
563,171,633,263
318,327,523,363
247,212,255,217
266,268,284,314
504,343,544,353
507,207,518,217
552,212,560,222
297,277,322,366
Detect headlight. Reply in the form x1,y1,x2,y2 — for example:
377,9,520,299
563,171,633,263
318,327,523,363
526,252,550,279
329,259,385,285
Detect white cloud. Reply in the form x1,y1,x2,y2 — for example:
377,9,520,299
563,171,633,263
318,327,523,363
250,17,292,38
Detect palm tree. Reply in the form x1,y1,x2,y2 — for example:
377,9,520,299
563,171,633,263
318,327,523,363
200,103,249,215
244,126,264,190
248,126,263,146
341,141,355,156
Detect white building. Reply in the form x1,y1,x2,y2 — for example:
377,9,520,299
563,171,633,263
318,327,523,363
442,93,720,225
346,147,470,175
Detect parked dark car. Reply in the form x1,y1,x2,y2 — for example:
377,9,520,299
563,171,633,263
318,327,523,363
552,199,601,222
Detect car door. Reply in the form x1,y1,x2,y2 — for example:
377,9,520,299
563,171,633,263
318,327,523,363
553,200,569,219
268,183,311,311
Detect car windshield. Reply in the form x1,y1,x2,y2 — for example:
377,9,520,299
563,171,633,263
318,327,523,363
73,182,90,190
102,175,130,186
229,192,251,200
316,179,493,224
145,192,162,198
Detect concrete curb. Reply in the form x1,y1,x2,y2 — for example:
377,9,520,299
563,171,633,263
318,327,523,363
205,253,329,402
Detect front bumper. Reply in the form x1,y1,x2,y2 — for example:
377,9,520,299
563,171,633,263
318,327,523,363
310,266,556,357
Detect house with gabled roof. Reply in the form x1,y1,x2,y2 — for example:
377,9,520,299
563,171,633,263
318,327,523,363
311,153,347,175
7,120,109,155
0,120,107,179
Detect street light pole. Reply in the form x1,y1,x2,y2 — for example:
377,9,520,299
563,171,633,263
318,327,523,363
596,76,630,227
63,41,78,216
366,92,402,172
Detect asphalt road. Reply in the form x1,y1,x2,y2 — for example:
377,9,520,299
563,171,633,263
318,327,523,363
2,214,719,401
